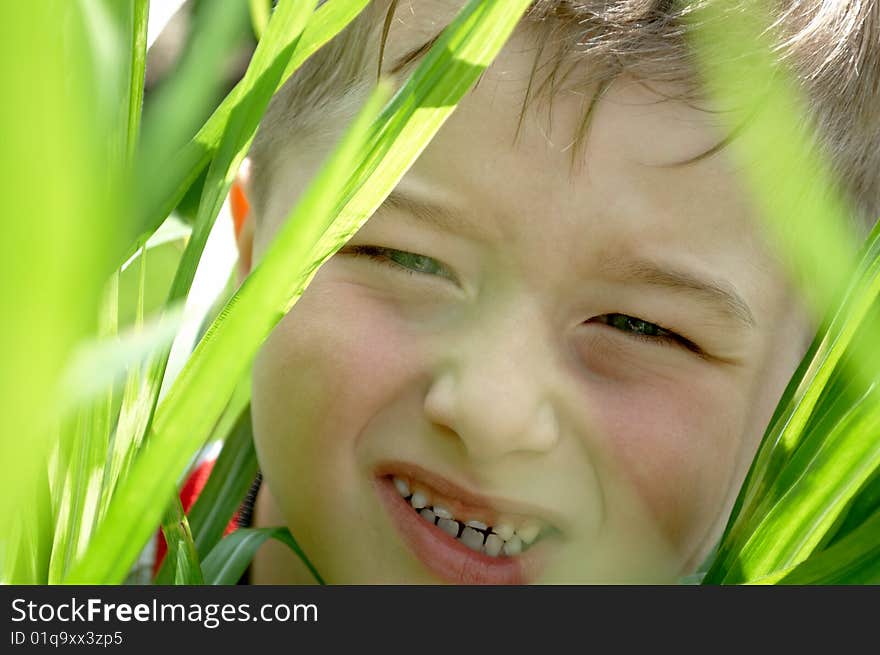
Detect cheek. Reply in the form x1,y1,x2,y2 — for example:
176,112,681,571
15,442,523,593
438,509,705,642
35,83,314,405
596,372,746,551
251,277,414,513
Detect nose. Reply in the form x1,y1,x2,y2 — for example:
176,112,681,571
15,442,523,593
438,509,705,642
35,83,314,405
422,311,561,461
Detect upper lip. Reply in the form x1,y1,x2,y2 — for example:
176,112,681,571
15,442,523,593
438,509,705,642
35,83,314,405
374,460,562,531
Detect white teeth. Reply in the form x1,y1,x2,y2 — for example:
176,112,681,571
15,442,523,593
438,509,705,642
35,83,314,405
483,533,504,557
432,505,453,520
437,518,459,537
460,527,484,552
502,535,523,556
494,522,514,541
393,477,411,497
410,491,429,509
516,521,541,545
399,478,545,556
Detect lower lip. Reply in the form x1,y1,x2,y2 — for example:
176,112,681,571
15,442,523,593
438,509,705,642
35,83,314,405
374,476,541,584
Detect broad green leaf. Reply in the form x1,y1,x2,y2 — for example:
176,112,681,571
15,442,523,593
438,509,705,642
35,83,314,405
685,1,861,319
0,0,122,583
35,0,151,586
133,0,371,257
201,527,322,585
67,0,531,584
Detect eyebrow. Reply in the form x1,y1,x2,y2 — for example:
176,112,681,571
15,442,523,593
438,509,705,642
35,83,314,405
379,190,492,239
597,257,756,328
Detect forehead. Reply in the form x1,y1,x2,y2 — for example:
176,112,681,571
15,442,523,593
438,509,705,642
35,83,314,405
387,26,780,292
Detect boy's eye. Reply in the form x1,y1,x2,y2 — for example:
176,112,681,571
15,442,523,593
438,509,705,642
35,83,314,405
592,313,701,353
339,245,455,281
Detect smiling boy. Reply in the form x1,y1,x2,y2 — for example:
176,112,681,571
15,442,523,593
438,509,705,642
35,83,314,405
231,0,879,583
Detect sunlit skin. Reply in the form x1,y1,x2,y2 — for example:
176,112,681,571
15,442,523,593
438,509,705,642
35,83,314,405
234,18,814,582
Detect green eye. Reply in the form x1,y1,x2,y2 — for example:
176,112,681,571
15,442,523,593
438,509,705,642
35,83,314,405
594,313,705,354
386,249,444,276
341,245,454,281
607,313,666,337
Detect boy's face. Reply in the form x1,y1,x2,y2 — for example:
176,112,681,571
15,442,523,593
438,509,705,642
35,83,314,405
243,24,813,583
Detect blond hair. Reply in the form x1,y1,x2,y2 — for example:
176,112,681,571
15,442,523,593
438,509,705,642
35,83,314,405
250,0,880,232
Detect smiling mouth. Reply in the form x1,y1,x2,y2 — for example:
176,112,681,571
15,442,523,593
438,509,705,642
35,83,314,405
374,463,552,584
389,475,544,557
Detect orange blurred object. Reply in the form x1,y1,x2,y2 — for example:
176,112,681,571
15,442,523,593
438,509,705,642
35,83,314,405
230,180,250,239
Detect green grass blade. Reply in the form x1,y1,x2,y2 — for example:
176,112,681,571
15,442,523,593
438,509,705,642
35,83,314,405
96,223,189,520
748,507,880,585
153,386,256,587
729,225,880,535
97,249,187,523
106,2,318,565
57,305,184,415
187,402,257,559
47,410,89,584
65,76,387,585
705,224,880,582
154,401,256,584
164,0,316,311
137,0,250,217
201,527,321,585
4,469,53,584
249,0,271,40
127,0,150,163
85,1,316,573
157,498,204,585
133,0,370,257
826,465,880,548
127,0,317,474
718,388,880,582
776,507,880,585
46,275,122,584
